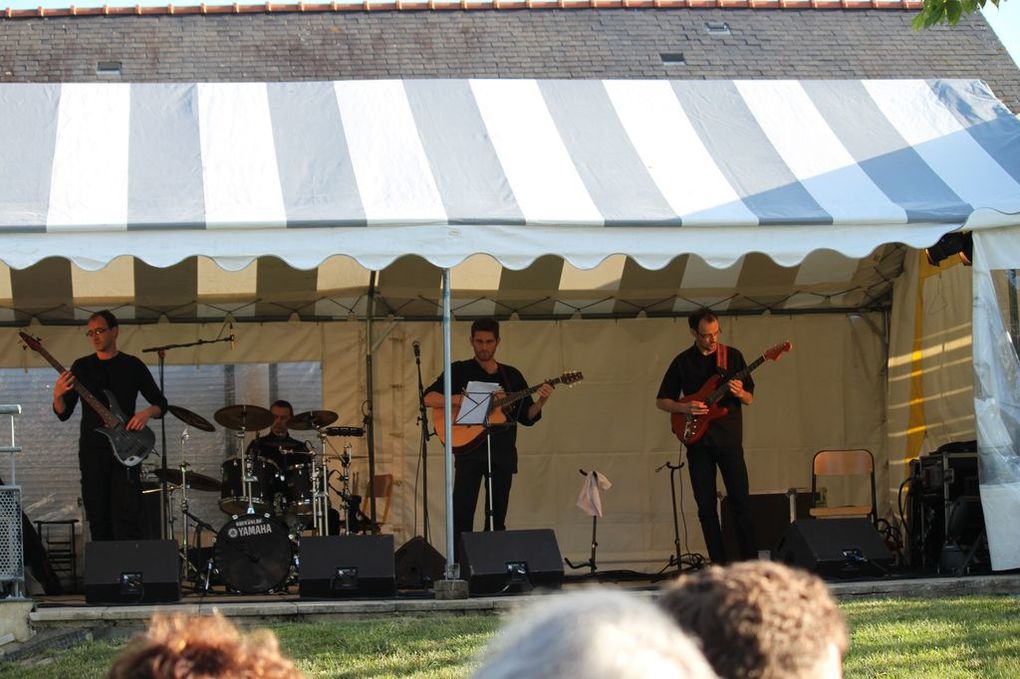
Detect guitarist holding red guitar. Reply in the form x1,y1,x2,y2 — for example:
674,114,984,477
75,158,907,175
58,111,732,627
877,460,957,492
51,310,168,541
655,308,760,566
424,318,555,564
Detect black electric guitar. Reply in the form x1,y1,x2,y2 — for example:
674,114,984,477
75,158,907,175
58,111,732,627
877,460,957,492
19,332,156,467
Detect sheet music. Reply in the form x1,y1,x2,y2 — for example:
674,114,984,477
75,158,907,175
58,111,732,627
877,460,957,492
456,381,500,425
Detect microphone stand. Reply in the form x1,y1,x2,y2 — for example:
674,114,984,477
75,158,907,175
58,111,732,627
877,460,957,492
142,334,233,541
413,344,432,543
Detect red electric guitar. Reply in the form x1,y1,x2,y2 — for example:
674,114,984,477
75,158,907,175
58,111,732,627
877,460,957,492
670,341,791,446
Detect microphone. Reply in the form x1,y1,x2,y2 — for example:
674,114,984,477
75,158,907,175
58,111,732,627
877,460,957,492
229,322,235,351
412,341,421,358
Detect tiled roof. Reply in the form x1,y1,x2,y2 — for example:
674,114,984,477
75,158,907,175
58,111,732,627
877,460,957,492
1,8,1017,110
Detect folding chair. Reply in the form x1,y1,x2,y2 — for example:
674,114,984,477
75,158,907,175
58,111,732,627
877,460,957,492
809,449,877,524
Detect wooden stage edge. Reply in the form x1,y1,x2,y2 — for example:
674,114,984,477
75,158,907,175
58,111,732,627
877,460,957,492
25,572,1020,629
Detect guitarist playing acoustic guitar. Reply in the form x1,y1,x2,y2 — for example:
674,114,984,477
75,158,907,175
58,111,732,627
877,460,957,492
423,318,554,563
655,308,760,566
52,310,167,541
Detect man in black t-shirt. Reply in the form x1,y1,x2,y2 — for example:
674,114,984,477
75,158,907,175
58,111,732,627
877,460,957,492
656,308,756,564
53,310,167,541
424,318,553,562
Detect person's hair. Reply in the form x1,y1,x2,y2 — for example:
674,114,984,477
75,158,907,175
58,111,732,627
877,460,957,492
89,309,119,329
688,308,718,331
659,561,848,679
108,612,303,679
271,399,294,416
472,588,717,679
470,318,500,339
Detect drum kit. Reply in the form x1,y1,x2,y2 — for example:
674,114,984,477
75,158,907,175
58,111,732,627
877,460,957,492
153,403,366,595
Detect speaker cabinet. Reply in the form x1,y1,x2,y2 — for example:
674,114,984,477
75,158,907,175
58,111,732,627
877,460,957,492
460,529,564,595
721,490,815,558
395,536,446,589
84,540,181,604
774,518,893,578
298,535,395,598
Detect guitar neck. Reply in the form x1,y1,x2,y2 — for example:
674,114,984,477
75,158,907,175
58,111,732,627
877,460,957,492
491,377,561,410
31,339,119,427
708,353,767,402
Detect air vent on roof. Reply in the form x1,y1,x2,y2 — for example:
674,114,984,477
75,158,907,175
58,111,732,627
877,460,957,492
660,52,686,65
705,21,731,36
96,61,123,76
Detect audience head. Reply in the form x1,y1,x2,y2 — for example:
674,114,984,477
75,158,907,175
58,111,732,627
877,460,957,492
472,588,717,679
659,561,848,679
108,611,303,679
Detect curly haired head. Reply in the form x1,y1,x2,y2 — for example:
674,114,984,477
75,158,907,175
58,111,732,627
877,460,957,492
108,612,303,679
659,561,848,679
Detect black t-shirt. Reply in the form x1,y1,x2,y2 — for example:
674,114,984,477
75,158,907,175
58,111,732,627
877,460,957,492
657,344,754,449
425,359,541,472
55,352,168,451
247,432,309,470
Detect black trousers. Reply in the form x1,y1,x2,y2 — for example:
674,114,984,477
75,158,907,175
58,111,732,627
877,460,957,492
452,452,513,562
686,442,757,564
79,447,147,541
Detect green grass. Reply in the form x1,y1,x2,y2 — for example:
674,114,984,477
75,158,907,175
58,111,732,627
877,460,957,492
3,596,1019,678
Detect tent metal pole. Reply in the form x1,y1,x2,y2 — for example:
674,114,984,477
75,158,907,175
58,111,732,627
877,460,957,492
365,271,378,528
442,269,457,578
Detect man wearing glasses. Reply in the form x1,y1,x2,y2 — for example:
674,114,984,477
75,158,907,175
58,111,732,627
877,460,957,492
53,310,167,541
655,308,755,564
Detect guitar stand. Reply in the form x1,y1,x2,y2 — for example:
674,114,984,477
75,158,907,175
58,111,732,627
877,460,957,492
656,454,703,577
564,469,600,575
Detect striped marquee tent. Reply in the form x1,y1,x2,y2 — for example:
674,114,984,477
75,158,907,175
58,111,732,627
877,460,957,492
1,77,1019,324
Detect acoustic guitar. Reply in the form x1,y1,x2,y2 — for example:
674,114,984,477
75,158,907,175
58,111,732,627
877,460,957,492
434,370,583,454
671,341,791,446
20,332,157,467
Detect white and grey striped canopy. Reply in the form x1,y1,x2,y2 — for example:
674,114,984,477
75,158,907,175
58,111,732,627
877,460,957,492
1,78,1018,322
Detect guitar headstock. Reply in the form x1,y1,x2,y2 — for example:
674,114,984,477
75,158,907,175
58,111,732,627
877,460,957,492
558,371,584,386
764,341,792,361
18,331,42,353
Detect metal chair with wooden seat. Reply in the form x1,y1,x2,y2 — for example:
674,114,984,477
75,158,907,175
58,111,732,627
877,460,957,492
809,449,877,524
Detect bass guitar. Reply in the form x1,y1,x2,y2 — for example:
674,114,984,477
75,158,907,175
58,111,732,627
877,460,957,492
19,332,156,467
434,370,583,454
671,341,791,446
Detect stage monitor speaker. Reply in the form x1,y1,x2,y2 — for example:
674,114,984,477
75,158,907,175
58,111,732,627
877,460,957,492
84,539,181,604
774,518,893,578
460,529,563,595
721,490,815,558
395,536,446,589
299,534,395,598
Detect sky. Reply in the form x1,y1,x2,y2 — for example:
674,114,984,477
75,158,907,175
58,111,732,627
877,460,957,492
2,0,1019,71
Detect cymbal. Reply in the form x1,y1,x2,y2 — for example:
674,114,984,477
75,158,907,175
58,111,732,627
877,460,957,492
151,468,221,492
168,405,216,432
214,404,273,431
289,410,338,431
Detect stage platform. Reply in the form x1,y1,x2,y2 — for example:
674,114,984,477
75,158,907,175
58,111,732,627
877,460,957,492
25,571,1020,631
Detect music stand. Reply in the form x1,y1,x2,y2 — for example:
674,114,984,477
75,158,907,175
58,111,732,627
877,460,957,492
458,382,499,531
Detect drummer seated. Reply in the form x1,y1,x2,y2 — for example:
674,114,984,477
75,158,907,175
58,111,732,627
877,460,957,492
248,400,309,469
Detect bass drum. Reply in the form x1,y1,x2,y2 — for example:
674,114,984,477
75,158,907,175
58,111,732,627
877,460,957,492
213,514,293,594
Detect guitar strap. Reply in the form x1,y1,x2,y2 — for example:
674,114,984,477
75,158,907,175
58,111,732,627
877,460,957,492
716,343,728,372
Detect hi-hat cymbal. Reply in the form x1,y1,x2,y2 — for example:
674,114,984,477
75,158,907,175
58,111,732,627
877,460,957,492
151,468,221,492
168,405,216,432
214,404,273,431
289,410,338,431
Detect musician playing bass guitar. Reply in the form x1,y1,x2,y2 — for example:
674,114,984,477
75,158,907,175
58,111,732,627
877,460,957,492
53,310,167,541
423,318,553,563
655,308,755,565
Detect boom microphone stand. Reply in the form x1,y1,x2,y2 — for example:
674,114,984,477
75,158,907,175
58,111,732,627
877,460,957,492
413,341,432,542
142,333,234,540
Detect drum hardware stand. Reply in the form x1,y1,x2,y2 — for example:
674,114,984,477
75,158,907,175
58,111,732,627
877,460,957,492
337,443,355,534
310,428,332,536
182,509,221,595
564,469,601,575
143,332,234,541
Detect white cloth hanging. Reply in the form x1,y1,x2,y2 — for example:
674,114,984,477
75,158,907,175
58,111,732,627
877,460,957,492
576,470,613,518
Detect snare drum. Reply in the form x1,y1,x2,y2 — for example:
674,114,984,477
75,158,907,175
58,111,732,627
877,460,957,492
283,463,315,516
219,456,280,516
213,514,293,594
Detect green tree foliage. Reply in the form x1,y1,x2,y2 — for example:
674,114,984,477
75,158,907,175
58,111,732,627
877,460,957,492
914,0,1000,28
